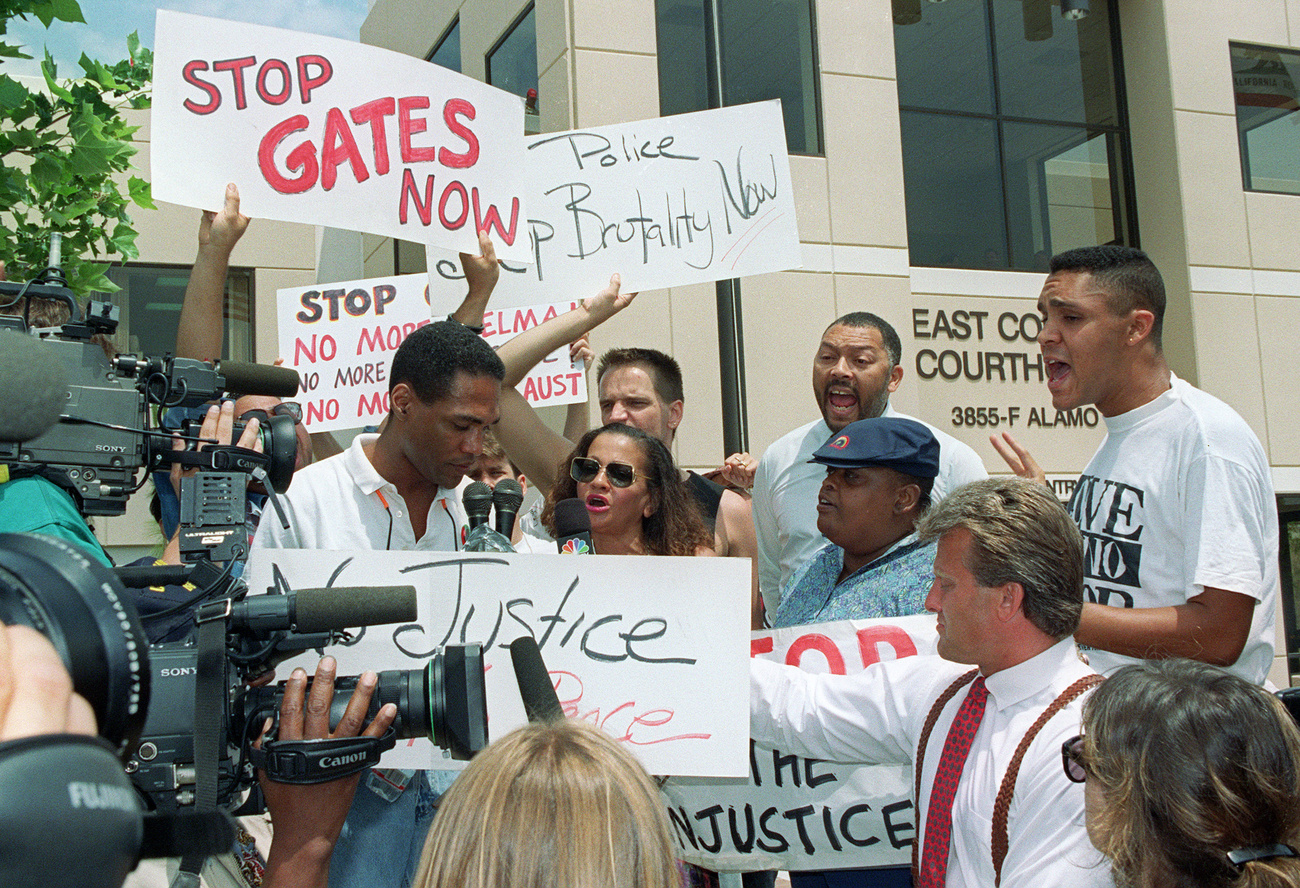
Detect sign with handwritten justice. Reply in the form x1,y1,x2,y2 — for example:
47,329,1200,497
425,100,802,307
663,615,939,870
243,550,750,776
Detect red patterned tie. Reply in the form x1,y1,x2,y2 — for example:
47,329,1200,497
918,675,989,888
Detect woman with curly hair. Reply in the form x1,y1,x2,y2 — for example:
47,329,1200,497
541,423,713,556
1066,658,1300,888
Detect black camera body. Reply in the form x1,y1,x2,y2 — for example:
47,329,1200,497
0,283,298,515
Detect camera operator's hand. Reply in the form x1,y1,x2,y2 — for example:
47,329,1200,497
164,401,262,562
0,623,96,741
259,657,396,888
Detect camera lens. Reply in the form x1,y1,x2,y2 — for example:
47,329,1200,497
238,644,487,761
0,534,150,755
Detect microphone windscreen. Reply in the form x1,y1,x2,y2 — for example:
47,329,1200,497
510,636,564,723
0,330,67,443
462,481,493,527
218,361,300,398
492,478,524,513
293,585,417,633
553,497,591,538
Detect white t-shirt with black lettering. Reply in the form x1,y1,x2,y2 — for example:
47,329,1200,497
1070,376,1278,684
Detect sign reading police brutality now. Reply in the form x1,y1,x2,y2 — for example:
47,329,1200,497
662,615,938,872
242,549,750,777
425,100,801,308
151,10,531,262
278,271,585,433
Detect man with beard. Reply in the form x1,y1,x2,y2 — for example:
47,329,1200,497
991,245,1277,684
751,313,986,621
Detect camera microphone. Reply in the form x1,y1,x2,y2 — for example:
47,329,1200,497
492,478,524,541
216,361,300,398
230,586,418,634
0,329,68,443
554,498,594,554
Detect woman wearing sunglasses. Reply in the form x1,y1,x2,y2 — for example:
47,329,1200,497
1065,658,1300,888
541,423,713,556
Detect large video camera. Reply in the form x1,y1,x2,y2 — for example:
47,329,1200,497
0,274,300,515
0,533,488,818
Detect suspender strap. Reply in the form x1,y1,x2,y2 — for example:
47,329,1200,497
911,668,979,884
990,673,1104,886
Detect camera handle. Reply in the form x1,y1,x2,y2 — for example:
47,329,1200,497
248,727,398,784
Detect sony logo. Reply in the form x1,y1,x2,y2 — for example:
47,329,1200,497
159,667,197,677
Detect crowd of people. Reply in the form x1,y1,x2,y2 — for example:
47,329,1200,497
1,183,1297,888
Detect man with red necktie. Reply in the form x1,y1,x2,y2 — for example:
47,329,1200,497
751,478,1109,888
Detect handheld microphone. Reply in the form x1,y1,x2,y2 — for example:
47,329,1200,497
553,498,594,555
462,481,493,530
509,636,563,723
0,329,68,443
492,478,524,541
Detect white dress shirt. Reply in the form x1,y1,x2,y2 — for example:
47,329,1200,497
251,433,465,551
751,638,1109,888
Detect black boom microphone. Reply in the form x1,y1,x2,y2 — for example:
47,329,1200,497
510,636,564,722
230,585,418,634
0,329,68,443
217,360,300,398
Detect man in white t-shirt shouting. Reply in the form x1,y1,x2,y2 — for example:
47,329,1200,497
992,245,1278,684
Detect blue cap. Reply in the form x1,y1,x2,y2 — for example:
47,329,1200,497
809,417,940,478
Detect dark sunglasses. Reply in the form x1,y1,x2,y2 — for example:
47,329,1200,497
1062,734,1087,783
570,456,641,488
239,401,303,425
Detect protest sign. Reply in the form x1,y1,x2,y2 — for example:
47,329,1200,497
662,614,939,871
425,100,802,308
151,10,531,262
242,549,750,776
277,272,586,433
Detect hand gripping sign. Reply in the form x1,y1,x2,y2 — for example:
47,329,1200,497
661,614,939,872
152,10,531,262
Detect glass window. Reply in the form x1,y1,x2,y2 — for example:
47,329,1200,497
895,0,1134,271
1233,43,1300,195
487,5,540,135
654,0,823,155
428,18,461,72
102,264,253,361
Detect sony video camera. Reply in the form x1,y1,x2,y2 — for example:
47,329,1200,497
0,273,300,515
0,533,488,815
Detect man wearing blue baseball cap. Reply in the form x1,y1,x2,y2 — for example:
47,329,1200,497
772,416,941,630
770,416,941,888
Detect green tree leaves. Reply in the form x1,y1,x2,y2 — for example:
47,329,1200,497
1,0,151,295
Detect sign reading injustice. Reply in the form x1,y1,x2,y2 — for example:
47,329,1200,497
662,615,938,871
151,10,531,262
243,550,750,777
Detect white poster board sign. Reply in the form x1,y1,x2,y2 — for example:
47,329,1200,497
152,10,531,262
276,272,584,432
662,615,938,871
425,100,802,307
243,549,750,777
